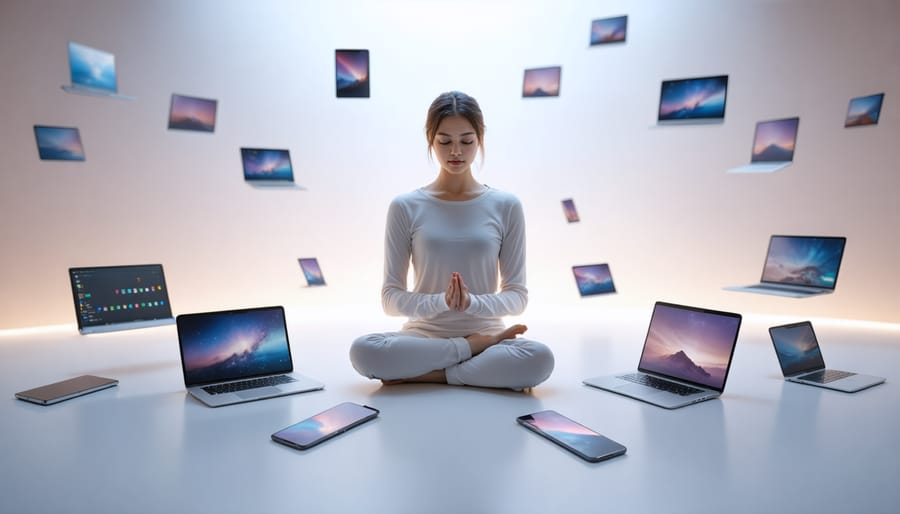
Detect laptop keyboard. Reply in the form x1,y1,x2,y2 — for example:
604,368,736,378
202,375,296,395
798,369,854,384
619,373,704,396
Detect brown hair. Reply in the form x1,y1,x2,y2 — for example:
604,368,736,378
425,91,485,158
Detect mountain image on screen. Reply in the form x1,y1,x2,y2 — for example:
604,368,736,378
754,144,793,162
662,350,711,381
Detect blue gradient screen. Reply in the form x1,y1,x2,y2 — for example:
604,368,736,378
770,323,826,376
274,403,377,447
761,236,846,288
519,410,624,459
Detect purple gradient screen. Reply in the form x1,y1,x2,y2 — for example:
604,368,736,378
638,304,741,390
274,403,376,446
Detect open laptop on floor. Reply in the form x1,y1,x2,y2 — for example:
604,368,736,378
728,117,799,173
724,235,846,298
584,302,742,409
176,306,323,407
769,321,885,393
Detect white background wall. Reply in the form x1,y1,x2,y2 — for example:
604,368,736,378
1,0,898,330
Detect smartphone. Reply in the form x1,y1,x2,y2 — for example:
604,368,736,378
517,410,626,462
272,402,379,450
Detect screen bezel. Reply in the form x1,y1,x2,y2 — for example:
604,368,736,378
657,75,729,122
636,301,742,393
176,305,294,387
335,49,370,98
768,321,827,377
844,92,884,128
68,264,173,331
759,235,846,289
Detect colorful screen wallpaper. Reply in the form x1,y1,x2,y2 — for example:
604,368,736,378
336,49,370,98
658,75,728,121
522,410,621,457
761,236,845,287
274,402,374,446
523,66,561,97
573,264,616,296
34,126,85,161
590,15,627,45
751,117,799,162
770,323,826,376
298,258,325,286
169,94,217,132
845,93,884,127
68,41,116,92
71,265,172,328
561,198,580,223
241,148,294,181
638,304,740,389
178,308,292,385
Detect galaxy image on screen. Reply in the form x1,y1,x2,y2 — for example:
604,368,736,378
241,148,294,181
761,236,845,287
179,308,292,385
638,304,740,389
573,264,616,296
770,323,826,376
658,75,728,121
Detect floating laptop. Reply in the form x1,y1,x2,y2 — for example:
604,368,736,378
61,41,133,99
728,117,799,173
769,321,884,392
584,302,742,409
241,148,301,188
69,264,175,334
724,235,846,298
176,306,323,407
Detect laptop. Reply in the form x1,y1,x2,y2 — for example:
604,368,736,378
769,321,885,393
728,117,799,173
241,148,301,188
584,302,742,409
69,264,175,334
61,41,133,99
176,306,323,407
724,235,846,298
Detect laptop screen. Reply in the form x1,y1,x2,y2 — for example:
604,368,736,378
637,302,742,391
572,264,616,296
241,148,295,182
298,258,326,286
67,41,117,93
69,264,173,332
177,306,294,387
657,75,728,121
769,322,826,377
760,236,846,289
750,117,799,163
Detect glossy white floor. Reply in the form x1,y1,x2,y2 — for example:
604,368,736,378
2,307,898,514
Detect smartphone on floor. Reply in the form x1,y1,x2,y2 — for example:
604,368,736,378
517,409,626,462
272,402,379,450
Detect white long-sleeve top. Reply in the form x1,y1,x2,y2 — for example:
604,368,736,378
381,187,528,337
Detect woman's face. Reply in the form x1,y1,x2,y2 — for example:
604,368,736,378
432,115,480,175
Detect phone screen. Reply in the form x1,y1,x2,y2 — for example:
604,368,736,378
272,402,379,449
518,410,626,462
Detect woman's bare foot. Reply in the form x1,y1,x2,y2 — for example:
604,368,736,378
381,369,447,385
466,324,528,356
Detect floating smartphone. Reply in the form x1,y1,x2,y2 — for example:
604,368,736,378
517,409,626,462
272,402,379,450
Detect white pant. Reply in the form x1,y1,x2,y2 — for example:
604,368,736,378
349,331,554,390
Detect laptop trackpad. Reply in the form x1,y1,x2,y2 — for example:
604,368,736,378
236,387,281,399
